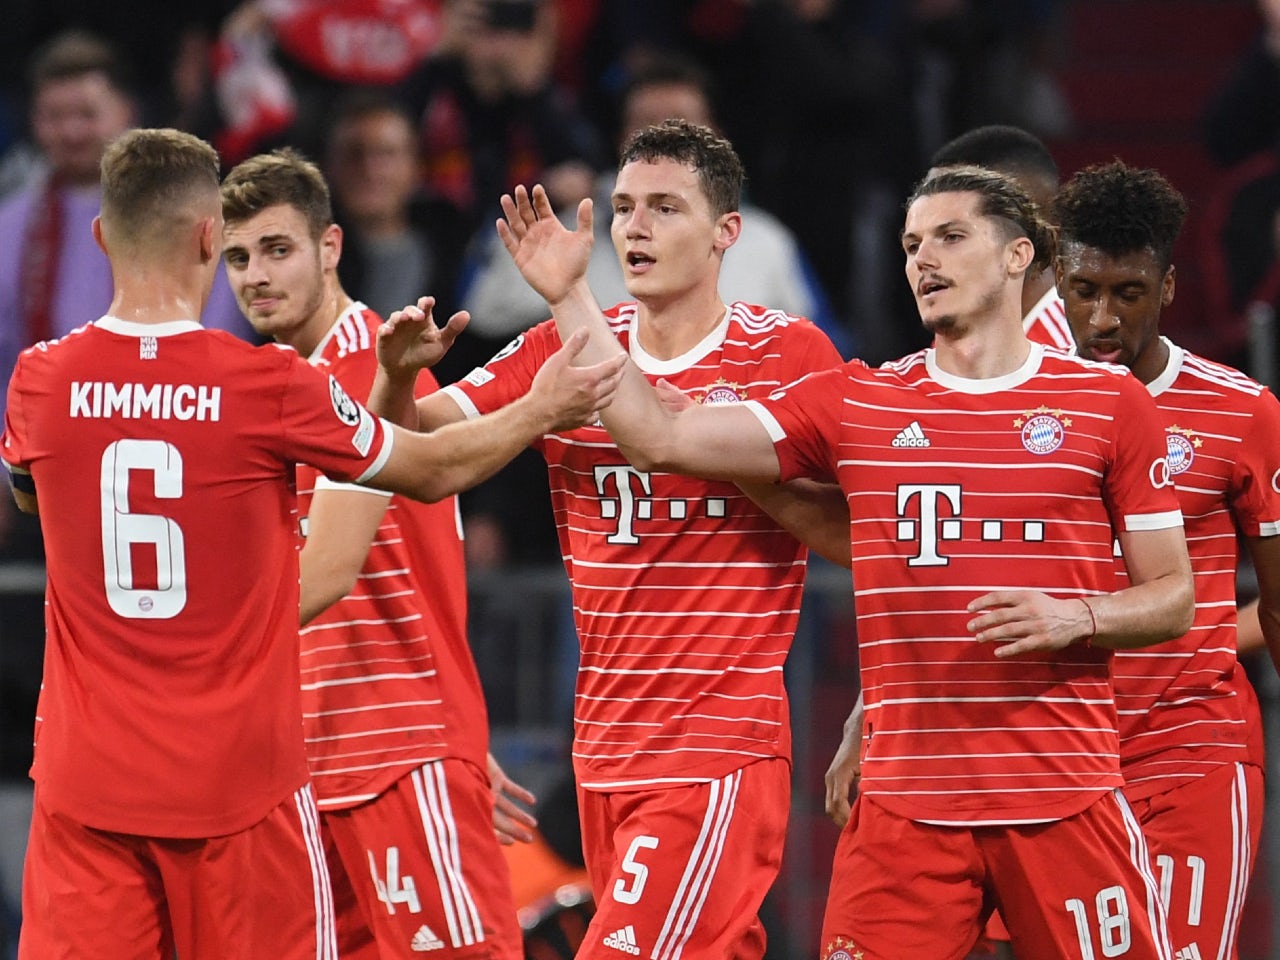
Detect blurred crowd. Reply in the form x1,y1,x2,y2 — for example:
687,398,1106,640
0,0,1076,572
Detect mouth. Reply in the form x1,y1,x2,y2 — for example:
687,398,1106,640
626,251,655,271
917,277,949,299
1083,339,1124,362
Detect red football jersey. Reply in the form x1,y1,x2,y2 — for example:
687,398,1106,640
749,344,1183,825
1113,340,1280,799
1,316,390,837
1022,288,1073,352
296,304,484,809
445,302,842,789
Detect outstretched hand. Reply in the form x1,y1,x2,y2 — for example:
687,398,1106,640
528,329,627,432
967,590,1093,657
497,184,594,306
376,296,470,380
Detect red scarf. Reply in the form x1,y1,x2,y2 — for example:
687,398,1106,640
19,176,63,347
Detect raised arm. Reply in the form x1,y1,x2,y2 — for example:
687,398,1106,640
366,329,625,502
368,296,471,430
497,184,781,482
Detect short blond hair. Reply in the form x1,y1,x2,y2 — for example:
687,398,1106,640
99,128,221,252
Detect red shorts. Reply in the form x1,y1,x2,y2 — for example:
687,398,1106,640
1128,762,1263,960
576,758,789,960
322,758,521,960
20,784,336,960
821,790,1173,960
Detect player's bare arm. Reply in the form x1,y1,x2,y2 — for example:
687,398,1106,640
824,692,864,828
368,329,625,502
744,480,851,568
369,296,470,430
968,525,1194,657
299,485,389,625
654,377,851,563
1244,533,1280,671
499,183,782,482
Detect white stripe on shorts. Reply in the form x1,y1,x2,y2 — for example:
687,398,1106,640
1216,763,1251,960
651,769,742,960
1114,789,1173,960
295,784,338,960
412,761,485,947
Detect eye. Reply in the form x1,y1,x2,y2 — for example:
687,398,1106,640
903,241,919,256
270,244,290,257
612,203,631,217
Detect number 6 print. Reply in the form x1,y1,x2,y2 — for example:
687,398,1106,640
613,835,659,905
100,439,187,619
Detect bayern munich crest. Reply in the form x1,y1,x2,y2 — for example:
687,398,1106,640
697,378,747,405
823,937,865,960
1165,425,1201,475
1014,404,1071,455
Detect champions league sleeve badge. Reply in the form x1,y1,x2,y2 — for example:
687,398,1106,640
329,375,375,456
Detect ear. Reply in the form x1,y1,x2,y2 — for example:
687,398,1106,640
1161,264,1176,307
197,216,218,264
714,210,742,253
91,215,106,255
1007,234,1035,277
1053,256,1066,295
320,223,343,272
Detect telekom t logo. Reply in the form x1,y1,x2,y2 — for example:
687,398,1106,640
897,483,962,566
594,464,726,544
595,465,653,545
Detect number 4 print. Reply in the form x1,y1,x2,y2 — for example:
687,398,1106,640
613,835,659,905
369,846,422,915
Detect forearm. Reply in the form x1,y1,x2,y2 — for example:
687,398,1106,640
1084,573,1194,649
367,368,421,430
740,479,851,567
371,396,547,502
299,555,357,626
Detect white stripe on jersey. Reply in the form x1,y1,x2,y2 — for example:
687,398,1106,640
652,770,742,960
412,762,484,947
294,784,339,960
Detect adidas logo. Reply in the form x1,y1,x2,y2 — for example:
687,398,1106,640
892,421,931,448
603,925,641,955
411,924,445,952
1174,945,1202,960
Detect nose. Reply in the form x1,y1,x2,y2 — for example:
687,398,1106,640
624,206,651,238
241,254,271,287
912,238,939,272
1089,296,1121,334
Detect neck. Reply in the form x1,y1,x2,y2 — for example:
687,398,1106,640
633,288,726,361
930,299,1032,380
1130,335,1171,386
281,281,353,356
1021,268,1055,319
106,261,209,326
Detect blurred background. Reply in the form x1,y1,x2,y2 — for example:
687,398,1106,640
1,1,1279,957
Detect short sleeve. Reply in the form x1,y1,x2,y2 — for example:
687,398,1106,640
1103,372,1184,531
442,320,555,419
280,356,390,484
1230,387,1280,536
748,364,852,484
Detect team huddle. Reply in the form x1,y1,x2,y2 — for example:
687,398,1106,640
2,117,1277,960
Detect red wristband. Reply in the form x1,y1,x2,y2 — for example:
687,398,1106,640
1078,598,1097,647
